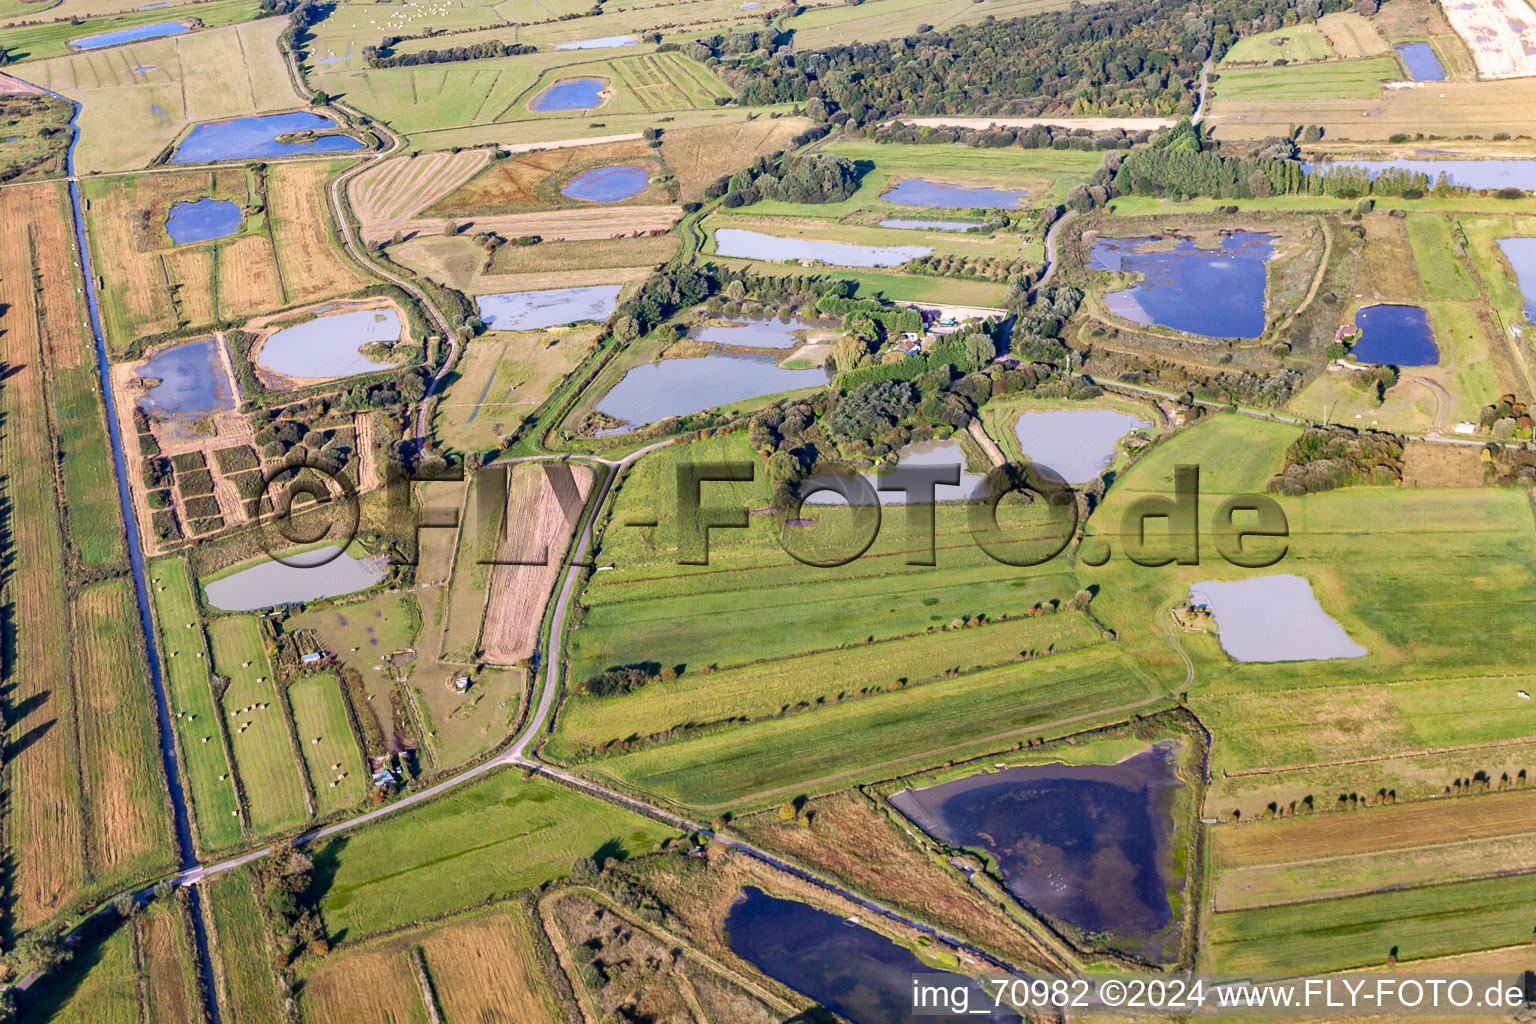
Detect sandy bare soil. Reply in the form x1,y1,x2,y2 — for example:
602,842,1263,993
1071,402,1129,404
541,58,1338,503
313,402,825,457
349,149,490,241
0,74,44,96
1441,0,1536,78
391,205,681,244
897,115,1177,132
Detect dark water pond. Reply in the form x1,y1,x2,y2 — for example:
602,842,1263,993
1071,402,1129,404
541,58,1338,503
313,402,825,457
171,112,364,164
553,35,637,49
1090,232,1273,339
1395,42,1446,81
725,887,1018,1024
258,307,402,379
890,745,1182,959
1498,237,1536,322
594,351,828,429
882,178,1027,209
879,218,979,231
476,284,621,331
530,76,607,111
715,228,930,267
560,164,648,202
1014,408,1149,483
203,547,388,611
71,19,186,49
1303,158,1536,191
165,197,241,244
136,338,235,418
690,315,820,349
1351,303,1438,365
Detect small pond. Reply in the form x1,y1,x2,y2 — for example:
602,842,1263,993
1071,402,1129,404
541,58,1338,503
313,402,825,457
881,178,1027,209
71,19,186,49
1013,408,1149,483
553,34,637,49
891,745,1183,960
172,112,364,164
257,307,402,380
594,351,828,429
530,76,607,111
1351,303,1438,365
1303,158,1536,191
715,228,930,268
1395,42,1447,81
1189,574,1367,662
476,284,621,331
1090,232,1273,339
689,315,820,349
560,164,649,202
724,887,1018,1024
879,218,979,232
165,197,242,245
204,546,389,611
1498,237,1536,322
804,439,986,506
136,338,235,418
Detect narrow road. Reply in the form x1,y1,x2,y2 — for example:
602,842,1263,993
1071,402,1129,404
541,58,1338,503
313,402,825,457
1192,55,1213,125
1027,209,1076,301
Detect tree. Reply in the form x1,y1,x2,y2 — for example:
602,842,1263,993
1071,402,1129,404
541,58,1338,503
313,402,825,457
569,856,599,885
113,893,141,920
613,315,640,342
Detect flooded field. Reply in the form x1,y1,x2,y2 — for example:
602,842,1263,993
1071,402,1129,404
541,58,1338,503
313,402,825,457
1303,158,1536,191
1497,238,1536,321
1395,42,1447,80
476,284,621,331
879,218,979,231
559,164,649,202
714,228,930,268
257,307,402,380
171,112,364,164
1189,574,1367,662
71,20,186,49
594,350,828,429
690,315,820,349
1013,408,1150,483
165,197,241,245
1090,232,1273,339
553,35,637,49
203,547,389,611
530,76,607,111
1351,303,1439,365
881,178,1028,209
136,338,236,418
890,745,1184,960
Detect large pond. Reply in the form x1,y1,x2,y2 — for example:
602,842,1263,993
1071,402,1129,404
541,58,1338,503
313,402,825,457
1395,42,1447,81
165,197,241,245
1189,574,1367,662
715,228,930,268
71,19,186,49
136,338,235,418
172,112,364,164
879,218,979,232
203,546,389,611
1303,158,1536,191
881,178,1027,209
891,745,1183,960
1351,303,1438,365
553,35,637,49
476,284,621,331
689,315,821,349
560,164,648,202
1014,408,1150,483
594,351,828,429
530,76,607,111
257,307,402,380
724,887,1017,1024
804,439,986,506
1498,237,1536,322
1090,232,1273,339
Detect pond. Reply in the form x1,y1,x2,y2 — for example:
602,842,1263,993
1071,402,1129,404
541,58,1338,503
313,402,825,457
1303,158,1536,191
530,76,608,111
1351,303,1438,365
879,218,979,232
689,315,820,349
476,284,621,331
1498,237,1536,322
1090,232,1273,339
724,887,1018,1024
1013,408,1150,483
890,745,1183,960
257,307,402,380
559,164,649,202
804,439,986,505
881,178,1027,209
165,197,241,245
136,338,235,418
1189,574,1367,662
171,112,364,164
1395,42,1447,81
715,228,930,268
594,350,828,429
203,547,389,611
553,35,637,49
71,19,186,49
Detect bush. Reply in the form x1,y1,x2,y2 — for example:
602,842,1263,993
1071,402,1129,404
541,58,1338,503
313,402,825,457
580,662,660,697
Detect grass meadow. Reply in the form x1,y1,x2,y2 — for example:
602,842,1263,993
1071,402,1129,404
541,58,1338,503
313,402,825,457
136,897,204,1024
204,871,285,1024
0,0,263,61
1209,56,1401,102
14,923,138,1024
1220,23,1338,65
289,673,369,815
433,328,597,455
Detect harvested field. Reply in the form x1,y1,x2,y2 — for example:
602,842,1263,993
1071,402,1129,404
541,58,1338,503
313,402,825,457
289,673,367,815
486,234,677,275
656,116,812,199
433,326,594,454
1401,440,1486,486
424,137,664,216
298,946,428,1024
348,148,490,240
1441,0,1536,78
481,462,594,664
1207,76,1536,140
204,870,284,1024
392,204,680,248
268,161,372,305
137,897,203,1024
418,904,561,1023
1319,11,1391,56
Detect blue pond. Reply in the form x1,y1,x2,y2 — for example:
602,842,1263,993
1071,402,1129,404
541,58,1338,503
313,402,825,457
1090,232,1274,339
1351,303,1439,366
1498,237,1536,322
560,164,648,202
553,35,637,49
1303,158,1536,191
136,338,235,418
172,112,363,164
715,228,929,267
258,307,402,380
882,177,1027,209
71,19,186,50
476,284,620,331
1395,42,1447,81
724,887,1018,1024
165,197,242,244
595,350,828,429
530,76,607,111
879,218,979,231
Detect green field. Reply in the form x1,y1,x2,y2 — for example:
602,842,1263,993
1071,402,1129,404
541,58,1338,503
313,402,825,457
1404,212,1478,300
1209,56,1400,101
205,870,286,1024
15,924,137,1024
54,366,128,569
0,0,264,61
149,557,244,852
1220,23,1336,65
289,672,368,815
312,770,678,941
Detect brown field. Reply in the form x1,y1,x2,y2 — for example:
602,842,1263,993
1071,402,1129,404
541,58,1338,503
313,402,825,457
298,946,428,1024
424,138,664,217
1319,12,1391,56
349,149,490,243
434,327,595,454
656,116,813,199
486,234,678,275
138,899,202,1024
396,205,681,250
1401,440,1486,486
481,463,594,665
1207,77,1536,140
418,904,559,1023
29,184,87,369
268,161,372,302
213,234,285,321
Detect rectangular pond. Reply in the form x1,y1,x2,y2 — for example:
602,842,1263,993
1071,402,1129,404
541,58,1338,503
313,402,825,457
165,196,242,245
530,76,608,111
553,35,637,49
1013,408,1149,483
71,19,187,49
714,228,930,268
203,547,389,611
890,744,1183,961
1302,157,1536,191
136,338,236,418
1189,574,1367,662
594,350,829,430
171,112,364,164
475,284,621,332
1498,237,1536,322
688,315,821,349
1395,42,1447,81
879,218,980,231
256,307,402,380
1350,303,1438,365
1090,232,1273,339
880,178,1027,209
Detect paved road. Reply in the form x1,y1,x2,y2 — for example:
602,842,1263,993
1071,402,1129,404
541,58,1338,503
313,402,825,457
1192,56,1213,125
